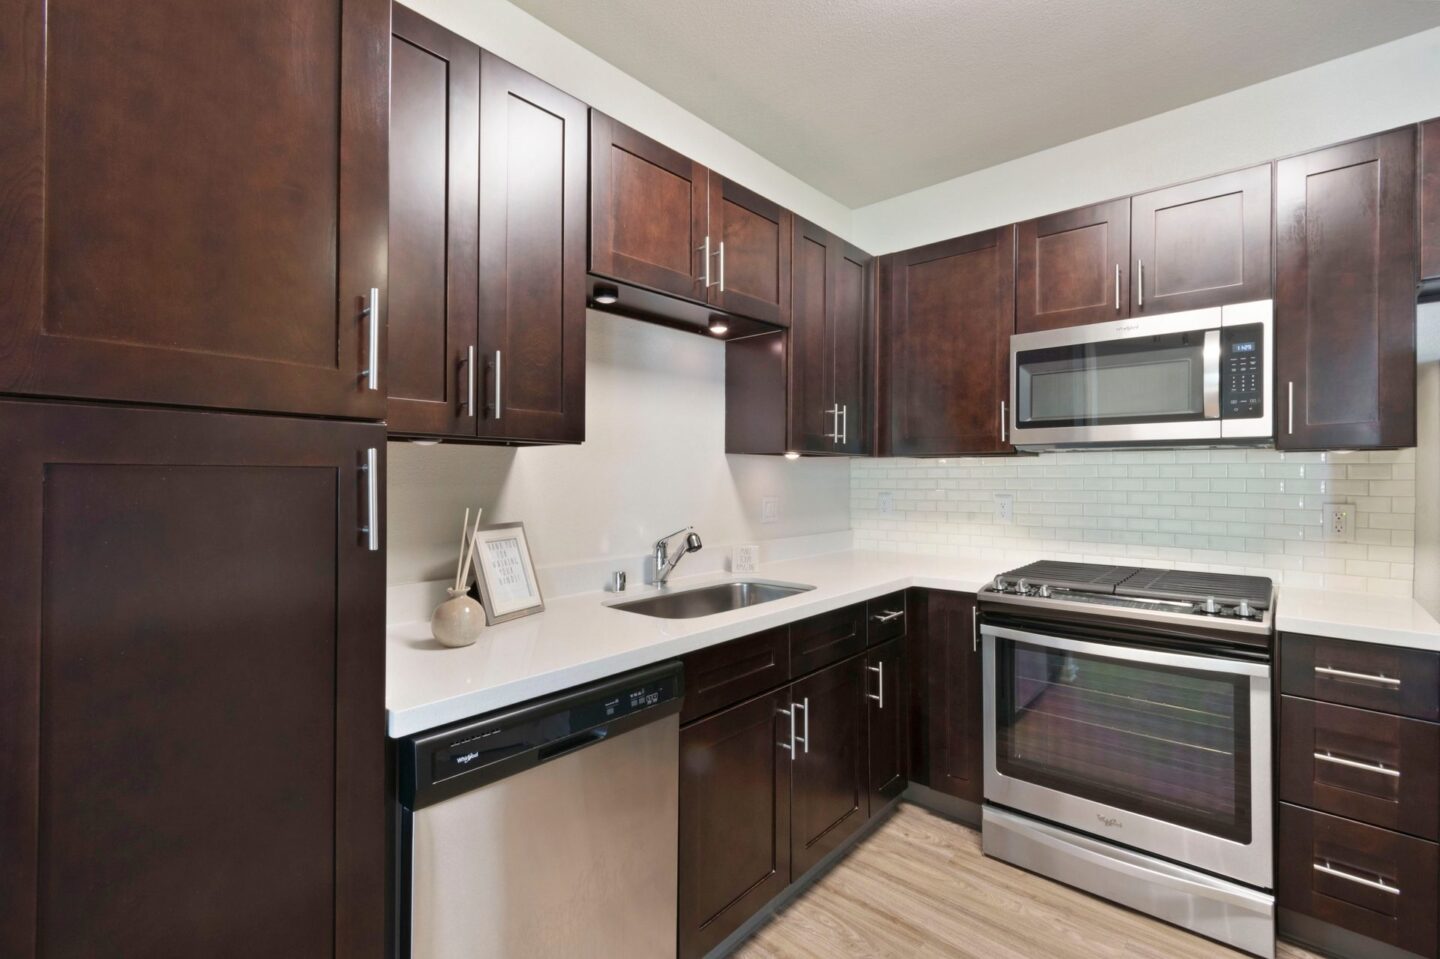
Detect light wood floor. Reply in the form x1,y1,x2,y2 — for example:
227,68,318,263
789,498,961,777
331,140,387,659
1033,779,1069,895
733,803,1324,959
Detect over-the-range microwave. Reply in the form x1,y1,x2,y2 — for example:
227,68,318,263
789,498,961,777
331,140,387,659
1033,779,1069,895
1008,300,1272,450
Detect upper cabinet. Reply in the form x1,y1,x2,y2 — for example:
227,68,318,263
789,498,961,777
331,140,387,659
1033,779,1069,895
708,176,793,326
0,0,388,419
879,226,1015,456
1016,199,1130,333
387,9,586,444
1275,128,1417,450
1422,118,1440,291
726,221,872,457
1130,165,1272,316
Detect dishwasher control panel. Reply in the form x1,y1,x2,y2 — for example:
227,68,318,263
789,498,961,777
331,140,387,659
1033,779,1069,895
400,661,683,809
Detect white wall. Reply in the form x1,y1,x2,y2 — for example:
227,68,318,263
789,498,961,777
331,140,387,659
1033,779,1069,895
1415,303,1440,618
387,312,852,587
402,0,853,240
853,26,1440,254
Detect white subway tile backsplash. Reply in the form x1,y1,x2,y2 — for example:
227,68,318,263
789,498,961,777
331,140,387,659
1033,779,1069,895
852,449,1416,595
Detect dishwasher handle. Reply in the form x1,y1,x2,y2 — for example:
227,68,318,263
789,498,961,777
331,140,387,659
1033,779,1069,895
538,727,609,763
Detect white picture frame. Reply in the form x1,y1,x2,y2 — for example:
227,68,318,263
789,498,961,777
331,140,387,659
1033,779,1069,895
469,522,545,625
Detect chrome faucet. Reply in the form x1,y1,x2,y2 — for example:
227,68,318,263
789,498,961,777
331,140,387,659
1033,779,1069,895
653,526,702,586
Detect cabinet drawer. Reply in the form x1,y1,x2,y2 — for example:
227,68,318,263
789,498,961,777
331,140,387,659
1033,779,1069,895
1280,697,1440,840
1281,634,1440,721
790,604,867,676
866,591,907,646
1278,804,1438,958
680,626,790,724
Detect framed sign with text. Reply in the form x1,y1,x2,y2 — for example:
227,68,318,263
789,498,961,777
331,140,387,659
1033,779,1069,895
470,522,544,625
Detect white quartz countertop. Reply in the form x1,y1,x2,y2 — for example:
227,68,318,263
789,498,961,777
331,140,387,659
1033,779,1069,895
387,549,1440,737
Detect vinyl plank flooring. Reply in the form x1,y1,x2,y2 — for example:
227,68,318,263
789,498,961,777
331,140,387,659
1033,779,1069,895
733,803,1323,959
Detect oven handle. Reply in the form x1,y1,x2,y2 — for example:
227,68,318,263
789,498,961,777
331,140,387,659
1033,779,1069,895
980,624,1270,678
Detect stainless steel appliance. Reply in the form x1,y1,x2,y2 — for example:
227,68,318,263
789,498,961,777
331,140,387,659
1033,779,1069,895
1009,300,1272,449
396,662,683,959
978,561,1275,958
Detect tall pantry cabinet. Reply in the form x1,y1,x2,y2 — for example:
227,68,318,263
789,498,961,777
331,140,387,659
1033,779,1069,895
0,1,389,956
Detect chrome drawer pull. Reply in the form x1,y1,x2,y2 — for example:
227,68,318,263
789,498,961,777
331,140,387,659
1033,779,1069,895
1315,665,1401,688
871,610,904,624
1314,862,1400,895
1314,752,1400,778
778,704,796,759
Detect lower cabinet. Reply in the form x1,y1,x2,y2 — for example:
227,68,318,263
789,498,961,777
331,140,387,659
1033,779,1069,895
790,656,869,875
911,590,983,802
867,637,907,808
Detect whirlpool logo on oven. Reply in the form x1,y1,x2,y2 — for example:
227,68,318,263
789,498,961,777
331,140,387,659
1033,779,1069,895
1096,814,1122,829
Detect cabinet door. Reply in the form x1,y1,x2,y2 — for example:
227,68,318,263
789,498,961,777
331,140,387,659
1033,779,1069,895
590,111,708,303
1422,119,1440,283
881,227,1015,456
918,591,983,802
477,54,588,444
0,0,388,419
791,656,868,875
708,175,792,326
678,690,792,959
867,638,907,810
1276,128,1417,450
1016,198,1130,332
388,7,479,436
1131,165,1272,316
832,237,874,456
0,401,385,958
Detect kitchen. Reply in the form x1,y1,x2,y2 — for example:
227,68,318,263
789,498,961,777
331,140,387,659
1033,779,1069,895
5,2,1440,958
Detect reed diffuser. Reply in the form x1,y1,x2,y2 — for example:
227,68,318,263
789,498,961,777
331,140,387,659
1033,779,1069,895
431,507,486,647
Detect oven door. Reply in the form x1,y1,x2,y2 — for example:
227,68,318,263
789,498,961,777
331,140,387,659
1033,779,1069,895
982,624,1272,888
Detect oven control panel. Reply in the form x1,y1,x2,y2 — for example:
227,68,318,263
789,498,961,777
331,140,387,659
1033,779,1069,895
1221,324,1264,419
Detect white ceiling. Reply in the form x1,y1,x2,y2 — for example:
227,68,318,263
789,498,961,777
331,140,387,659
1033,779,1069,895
509,0,1440,207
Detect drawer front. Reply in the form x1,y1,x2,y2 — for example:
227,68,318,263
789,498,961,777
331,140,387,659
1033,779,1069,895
790,603,867,676
866,591,907,646
1281,634,1440,721
1278,804,1438,958
1280,697,1440,840
679,626,790,724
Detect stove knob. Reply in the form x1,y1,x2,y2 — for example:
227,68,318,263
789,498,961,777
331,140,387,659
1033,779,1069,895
1037,584,1052,598
1237,600,1253,619
1016,578,1031,595
1201,596,1220,615
992,575,1007,592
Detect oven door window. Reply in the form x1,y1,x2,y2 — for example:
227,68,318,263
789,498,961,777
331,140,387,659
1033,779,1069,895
995,638,1251,844
1015,331,1218,429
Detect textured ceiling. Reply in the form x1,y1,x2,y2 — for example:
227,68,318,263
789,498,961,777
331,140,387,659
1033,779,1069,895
509,0,1440,206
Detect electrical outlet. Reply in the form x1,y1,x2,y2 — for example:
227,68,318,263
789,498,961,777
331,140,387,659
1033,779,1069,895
1322,502,1354,542
761,496,780,524
994,492,1015,525
878,491,894,514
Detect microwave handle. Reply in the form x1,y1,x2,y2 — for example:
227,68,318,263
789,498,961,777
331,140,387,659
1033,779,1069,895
1203,329,1220,420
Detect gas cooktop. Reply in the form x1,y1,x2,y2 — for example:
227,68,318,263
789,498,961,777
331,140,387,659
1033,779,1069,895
979,560,1274,634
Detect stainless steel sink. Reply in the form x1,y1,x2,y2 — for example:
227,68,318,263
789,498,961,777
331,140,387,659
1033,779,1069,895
608,580,815,619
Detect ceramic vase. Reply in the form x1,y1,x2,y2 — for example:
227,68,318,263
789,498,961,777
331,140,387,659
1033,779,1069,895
431,587,485,648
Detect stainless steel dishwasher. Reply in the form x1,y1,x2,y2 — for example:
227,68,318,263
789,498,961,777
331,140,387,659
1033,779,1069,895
397,662,683,959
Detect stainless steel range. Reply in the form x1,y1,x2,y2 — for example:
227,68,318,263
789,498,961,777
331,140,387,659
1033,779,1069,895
978,560,1276,958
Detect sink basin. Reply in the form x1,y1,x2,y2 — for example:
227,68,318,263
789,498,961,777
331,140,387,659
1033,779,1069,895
609,580,815,619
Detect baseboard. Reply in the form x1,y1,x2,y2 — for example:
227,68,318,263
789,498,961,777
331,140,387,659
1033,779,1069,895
1278,908,1428,959
902,782,981,826
703,797,904,959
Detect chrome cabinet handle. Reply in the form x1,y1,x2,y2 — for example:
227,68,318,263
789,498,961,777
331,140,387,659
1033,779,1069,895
871,609,904,624
972,606,979,653
796,697,809,753
717,240,725,292
698,235,711,287
840,404,848,446
1114,264,1121,311
460,346,476,415
1315,665,1400,688
488,350,502,419
1287,381,1295,436
867,663,884,707
1314,862,1400,896
361,448,379,551
1000,400,1007,443
778,703,797,758
825,404,841,442
361,287,380,390
1314,751,1400,778
1136,260,1144,309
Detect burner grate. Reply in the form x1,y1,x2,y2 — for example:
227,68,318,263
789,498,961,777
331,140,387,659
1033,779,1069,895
996,561,1136,594
1117,569,1272,609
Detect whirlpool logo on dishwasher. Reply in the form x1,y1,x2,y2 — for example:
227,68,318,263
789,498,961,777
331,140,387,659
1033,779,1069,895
452,751,481,766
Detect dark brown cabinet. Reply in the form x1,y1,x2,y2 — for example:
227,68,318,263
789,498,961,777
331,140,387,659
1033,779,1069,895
880,227,1015,456
388,7,479,436
590,111,708,303
708,176,793,326
1275,128,1417,450
790,656,869,876
911,590,982,802
1016,198,1130,333
0,0,388,420
0,400,385,958
678,688,793,959
1130,165,1272,315
1423,119,1440,285
388,14,586,444
866,638,908,809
